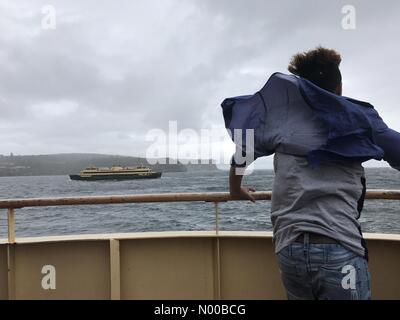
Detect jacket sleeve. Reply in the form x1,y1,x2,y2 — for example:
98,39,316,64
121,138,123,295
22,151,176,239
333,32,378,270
221,93,275,168
365,105,400,171
373,127,400,170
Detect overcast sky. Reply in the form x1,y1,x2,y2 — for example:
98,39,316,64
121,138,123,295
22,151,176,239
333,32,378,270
0,0,399,168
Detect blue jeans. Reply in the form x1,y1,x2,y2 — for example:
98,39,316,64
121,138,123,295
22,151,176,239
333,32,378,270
277,235,371,300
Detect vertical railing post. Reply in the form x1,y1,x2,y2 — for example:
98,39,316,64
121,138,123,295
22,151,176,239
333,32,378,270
7,244,16,300
214,202,219,235
109,239,121,300
7,208,15,244
6,208,16,299
213,202,221,299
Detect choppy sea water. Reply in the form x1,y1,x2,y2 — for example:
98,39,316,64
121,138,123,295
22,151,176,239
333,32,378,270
0,168,399,238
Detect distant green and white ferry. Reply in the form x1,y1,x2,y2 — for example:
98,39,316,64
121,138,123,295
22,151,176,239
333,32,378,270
69,165,162,181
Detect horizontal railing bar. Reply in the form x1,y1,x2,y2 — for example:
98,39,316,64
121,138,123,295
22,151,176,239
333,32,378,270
0,190,399,209
0,192,270,208
363,190,400,200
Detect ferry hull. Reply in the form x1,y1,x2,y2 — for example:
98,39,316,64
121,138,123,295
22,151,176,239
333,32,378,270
69,172,162,181
1,231,400,300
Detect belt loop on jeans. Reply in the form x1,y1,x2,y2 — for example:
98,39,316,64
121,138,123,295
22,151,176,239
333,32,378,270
324,245,329,264
303,233,309,248
303,232,309,258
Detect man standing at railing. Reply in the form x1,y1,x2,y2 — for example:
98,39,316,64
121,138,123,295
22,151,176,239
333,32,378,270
222,46,400,300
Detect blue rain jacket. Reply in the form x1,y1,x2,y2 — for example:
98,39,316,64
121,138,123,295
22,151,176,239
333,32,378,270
221,72,400,169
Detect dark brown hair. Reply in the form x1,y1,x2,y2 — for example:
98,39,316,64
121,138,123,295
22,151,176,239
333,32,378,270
288,46,342,93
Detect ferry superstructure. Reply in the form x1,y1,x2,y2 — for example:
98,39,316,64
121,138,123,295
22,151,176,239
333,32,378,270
69,166,162,181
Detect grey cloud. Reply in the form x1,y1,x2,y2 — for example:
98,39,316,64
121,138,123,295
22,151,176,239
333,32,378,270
0,0,399,167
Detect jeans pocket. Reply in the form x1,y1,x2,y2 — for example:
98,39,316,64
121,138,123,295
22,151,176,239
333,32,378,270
277,252,311,299
277,251,297,273
318,256,371,300
320,263,348,286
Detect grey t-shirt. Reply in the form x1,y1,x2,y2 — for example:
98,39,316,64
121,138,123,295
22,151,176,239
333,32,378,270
271,152,367,257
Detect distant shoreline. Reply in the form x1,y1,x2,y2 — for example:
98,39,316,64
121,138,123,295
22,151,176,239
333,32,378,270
0,166,395,178
0,153,218,177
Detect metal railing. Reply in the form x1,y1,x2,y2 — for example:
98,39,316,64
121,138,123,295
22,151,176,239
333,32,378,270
1,189,400,244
